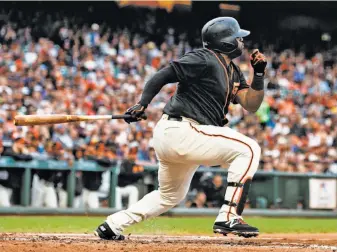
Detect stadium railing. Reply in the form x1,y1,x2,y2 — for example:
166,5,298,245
0,156,336,217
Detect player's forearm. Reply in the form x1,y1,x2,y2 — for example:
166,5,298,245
246,75,264,112
239,75,265,112
245,88,264,112
139,66,178,106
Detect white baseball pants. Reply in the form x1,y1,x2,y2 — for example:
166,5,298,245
31,175,58,208
58,188,81,208
0,184,12,207
82,189,100,209
115,185,139,210
107,114,261,232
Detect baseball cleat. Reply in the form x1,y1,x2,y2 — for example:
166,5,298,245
94,222,125,241
213,217,259,238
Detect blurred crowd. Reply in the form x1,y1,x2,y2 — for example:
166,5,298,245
230,49,337,175
0,7,337,208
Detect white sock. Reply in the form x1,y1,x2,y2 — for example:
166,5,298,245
215,185,241,222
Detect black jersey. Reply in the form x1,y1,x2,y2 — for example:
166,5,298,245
163,48,249,126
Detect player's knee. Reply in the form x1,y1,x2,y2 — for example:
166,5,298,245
242,138,261,159
250,140,261,157
163,197,180,207
160,192,185,208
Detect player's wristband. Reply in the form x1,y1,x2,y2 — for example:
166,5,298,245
137,101,148,109
251,75,264,91
254,71,265,77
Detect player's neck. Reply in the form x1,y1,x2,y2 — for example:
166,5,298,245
220,53,232,65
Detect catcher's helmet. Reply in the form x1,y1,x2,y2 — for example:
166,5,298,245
202,17,250,58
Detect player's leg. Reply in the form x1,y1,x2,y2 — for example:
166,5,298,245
7,187,12,206
184,123,261,237
44,183,58,208
58,188,68,208
95,161,198,240
77,192,85,208
95,117,199,240
0,184,11,207
114,187,123,210
82,188,89,208
31,176,45,207
87,190,100,209
115,186,133,209
125,185,139,207
73,196,81,208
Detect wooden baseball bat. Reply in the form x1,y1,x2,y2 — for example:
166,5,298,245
14,114,132,126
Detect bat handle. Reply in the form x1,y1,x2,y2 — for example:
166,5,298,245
111,114,132,119
111,114,147,120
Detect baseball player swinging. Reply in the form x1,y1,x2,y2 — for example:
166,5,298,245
95,17,267,239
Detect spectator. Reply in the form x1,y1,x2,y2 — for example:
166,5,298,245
148,147,158,164
137,139,150,162
0,140,11,207
31,142,63,208
81,143,114,209
57,170,83,208
0,169,11,207
1,137,33,206
56,148,82,208
201,175,226,208
114,142,142,209
186,191,208,208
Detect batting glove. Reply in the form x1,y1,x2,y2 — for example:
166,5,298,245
250,49,267,76
124,103,147,124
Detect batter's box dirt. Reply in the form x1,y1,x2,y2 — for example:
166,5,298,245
0,233,336,252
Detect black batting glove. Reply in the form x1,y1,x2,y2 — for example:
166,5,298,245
250,49,267,76
124,103,147,124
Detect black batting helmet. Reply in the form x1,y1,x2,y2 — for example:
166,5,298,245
202,17,250,59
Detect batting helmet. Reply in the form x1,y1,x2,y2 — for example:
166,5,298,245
201,17,250,59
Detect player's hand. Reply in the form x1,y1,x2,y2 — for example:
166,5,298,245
250,49,267,76
124,103,147,124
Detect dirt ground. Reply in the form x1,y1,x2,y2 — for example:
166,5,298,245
1,233,337,252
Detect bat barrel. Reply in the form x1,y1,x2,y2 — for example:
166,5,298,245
13,114,127,126
14,115,79,126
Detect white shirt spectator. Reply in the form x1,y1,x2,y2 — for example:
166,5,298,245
308,133,321,148
278,77,290,88
272,121,290,136
24,52,38,65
